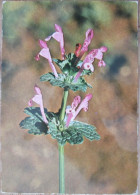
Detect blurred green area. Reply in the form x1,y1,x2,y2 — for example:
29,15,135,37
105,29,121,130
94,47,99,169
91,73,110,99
2,1,138,194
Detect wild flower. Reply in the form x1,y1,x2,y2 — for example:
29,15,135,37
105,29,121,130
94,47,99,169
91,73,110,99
74,46,108,81
66,94,92,127
35,40,58,77
28,85,48,124
45,24,65,60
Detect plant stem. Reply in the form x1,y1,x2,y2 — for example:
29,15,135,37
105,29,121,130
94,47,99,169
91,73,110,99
60,88,69,123
58,144,65,193
59,88,69,193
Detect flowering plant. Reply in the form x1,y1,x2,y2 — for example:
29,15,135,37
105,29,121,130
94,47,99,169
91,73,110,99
20,24,107,193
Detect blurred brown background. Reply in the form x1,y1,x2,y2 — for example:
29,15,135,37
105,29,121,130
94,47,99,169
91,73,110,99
2,1,138,193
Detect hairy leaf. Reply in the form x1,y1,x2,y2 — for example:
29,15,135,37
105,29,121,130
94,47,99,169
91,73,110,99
19,107,57,135
40,73,91,92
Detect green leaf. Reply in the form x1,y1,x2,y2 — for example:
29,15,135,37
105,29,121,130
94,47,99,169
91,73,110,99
40,72,55,82
47,119,100,145
48,120,67,146
53,53,79,75
53,58,69,71
67,77,92,92
68,121,101,141
66,129,84,145
24,107,56,121
40,72,91,92
82,69,92,76
40,73,66,87
19,107,49,135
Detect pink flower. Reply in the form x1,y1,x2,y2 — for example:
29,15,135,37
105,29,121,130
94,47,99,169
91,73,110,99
66,94,92,127
83,63,94,72
45,24,65,60
74,46,108,81
98,60,106,67
76,29,94,59
35,40,58,78
28,85,48,124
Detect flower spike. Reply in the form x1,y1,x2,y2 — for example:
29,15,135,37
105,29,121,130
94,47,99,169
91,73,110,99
28,85,48,124
45,24,65,60
66,94,92,127
35,40,58,78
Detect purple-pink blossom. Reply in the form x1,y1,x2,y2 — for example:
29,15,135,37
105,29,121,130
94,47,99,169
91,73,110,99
45,24,65,60
78,29,94,58
28,85,48,124
75,29,94,60
35,40,58,78
74,46,108,81
66,94,92,127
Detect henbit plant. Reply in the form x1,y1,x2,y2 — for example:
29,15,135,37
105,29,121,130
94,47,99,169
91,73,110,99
19,24,108,193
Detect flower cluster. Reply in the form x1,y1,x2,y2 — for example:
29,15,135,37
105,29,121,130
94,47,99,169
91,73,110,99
66,94,92,127
35,24,107,79
30,24,107,127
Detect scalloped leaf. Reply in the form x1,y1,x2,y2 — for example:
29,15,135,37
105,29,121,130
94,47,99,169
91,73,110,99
68,121,100,141
40,73,91,92
47,119,100,145
19,107,56,135
48,121,67,145
53,58,69,71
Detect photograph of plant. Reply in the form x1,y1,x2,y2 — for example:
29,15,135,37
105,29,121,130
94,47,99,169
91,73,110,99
2,1,138,194
19,23,108,193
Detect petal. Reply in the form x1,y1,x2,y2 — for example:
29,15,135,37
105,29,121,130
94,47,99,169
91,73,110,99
83,49,97,64
35,54,40,61
45,35,52,41
52,32,62,43
39,48,52,62
76,29,94,60
45,24,65,60
39,48,58,77
66,106,72,114
66,107,75,114
28,99,33,107
84,93,93,101
94,49,103,60
55,24,63,32
66,113,73,127
98,60,106,67
39,40,48,48
48,61,58,77
71,96,81,109
29,86,48,124
83,63,94,72
32,94,42,105
81,29,94,53
74,66,84,82
34,85,42,95
99,46,108,53
73,93,93,120
86,29,94,43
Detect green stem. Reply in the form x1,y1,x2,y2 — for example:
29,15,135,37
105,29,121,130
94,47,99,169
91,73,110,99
58,88,69,193
58,144,65,193
60,88,69,123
